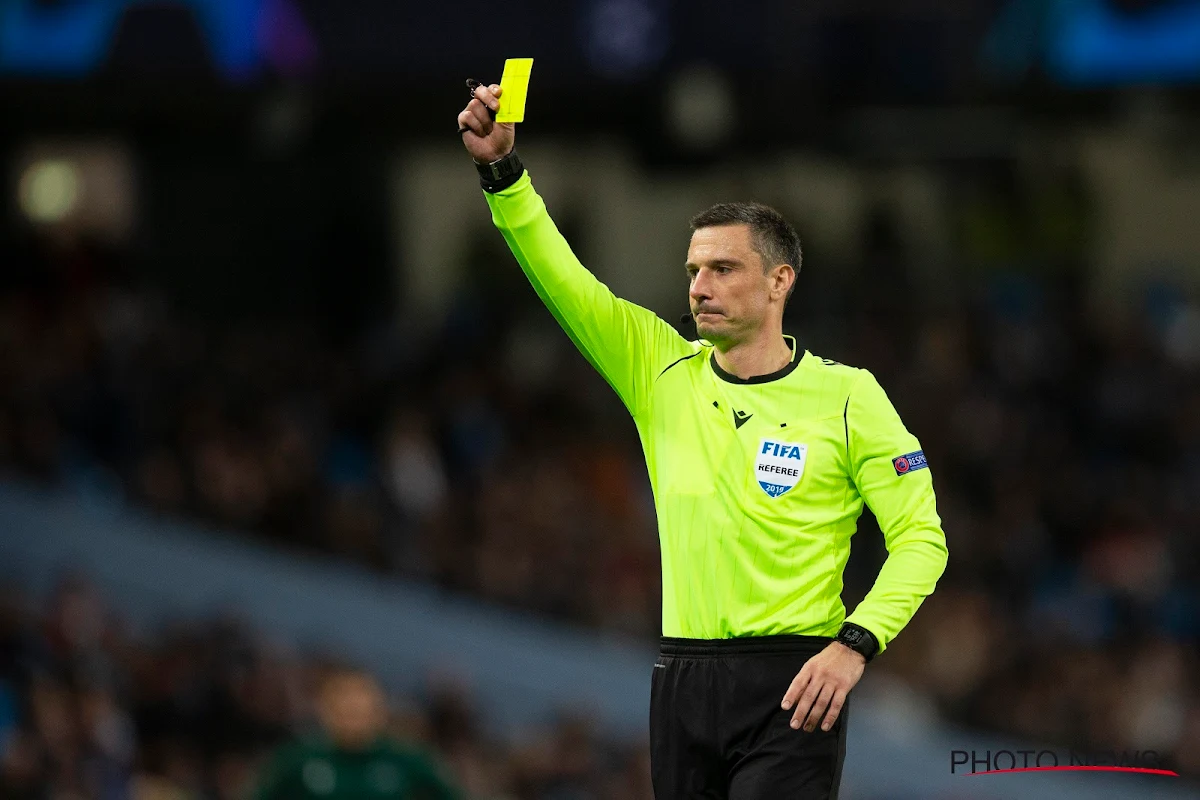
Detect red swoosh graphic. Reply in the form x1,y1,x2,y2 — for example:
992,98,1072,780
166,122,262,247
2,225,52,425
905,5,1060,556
965,766,1179,777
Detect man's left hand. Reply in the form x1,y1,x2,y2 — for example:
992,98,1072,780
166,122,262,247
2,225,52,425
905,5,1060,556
780,642,865,732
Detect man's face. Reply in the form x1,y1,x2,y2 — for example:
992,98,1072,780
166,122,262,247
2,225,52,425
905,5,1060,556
318,674,387,750
686,224,787,345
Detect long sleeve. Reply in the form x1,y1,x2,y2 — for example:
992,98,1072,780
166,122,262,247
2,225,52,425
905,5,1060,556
843,370,948,651
484,171,696,419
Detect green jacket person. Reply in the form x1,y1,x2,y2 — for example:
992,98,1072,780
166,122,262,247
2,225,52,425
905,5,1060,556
459,82,949,800
251,668,459,800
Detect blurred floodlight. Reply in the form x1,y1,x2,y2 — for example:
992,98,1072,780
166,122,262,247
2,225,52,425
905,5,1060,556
18,159,81,223
13,142,135,239
665,63,736,152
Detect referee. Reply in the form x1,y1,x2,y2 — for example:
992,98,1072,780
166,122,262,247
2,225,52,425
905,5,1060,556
458,84,948,800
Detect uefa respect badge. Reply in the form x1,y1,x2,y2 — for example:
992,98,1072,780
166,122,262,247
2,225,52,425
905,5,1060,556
755,439,808,497
893,450,928,476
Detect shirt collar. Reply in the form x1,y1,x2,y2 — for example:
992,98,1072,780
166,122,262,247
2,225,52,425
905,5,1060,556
709,335,803,385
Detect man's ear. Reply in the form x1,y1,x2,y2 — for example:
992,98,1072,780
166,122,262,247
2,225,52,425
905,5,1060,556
772,264,796,299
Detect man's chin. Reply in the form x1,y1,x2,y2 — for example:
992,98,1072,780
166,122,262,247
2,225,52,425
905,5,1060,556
694,317,728,341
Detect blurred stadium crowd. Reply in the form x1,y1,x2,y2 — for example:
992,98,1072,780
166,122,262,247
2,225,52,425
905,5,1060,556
0,577,654,799
2,174,1200,794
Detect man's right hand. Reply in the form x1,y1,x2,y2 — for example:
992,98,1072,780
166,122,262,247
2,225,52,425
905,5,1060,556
458,83,515,164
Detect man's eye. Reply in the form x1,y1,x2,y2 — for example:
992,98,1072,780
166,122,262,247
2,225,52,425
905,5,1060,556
716,267,731,275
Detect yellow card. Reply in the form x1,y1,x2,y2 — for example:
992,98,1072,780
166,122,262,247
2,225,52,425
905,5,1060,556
497,58,534,123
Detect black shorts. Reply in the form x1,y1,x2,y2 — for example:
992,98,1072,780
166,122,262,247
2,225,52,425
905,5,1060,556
650,635,849,800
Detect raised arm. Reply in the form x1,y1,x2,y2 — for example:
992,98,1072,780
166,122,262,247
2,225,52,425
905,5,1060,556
458,82,694,417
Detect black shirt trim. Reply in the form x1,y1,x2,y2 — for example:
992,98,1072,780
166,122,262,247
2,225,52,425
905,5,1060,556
656,350,703,381
709,336,803,385
844,395,851,460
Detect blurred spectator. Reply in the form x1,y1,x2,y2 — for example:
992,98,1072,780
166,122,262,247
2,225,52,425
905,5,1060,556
250,666,459,800
0,580,655,800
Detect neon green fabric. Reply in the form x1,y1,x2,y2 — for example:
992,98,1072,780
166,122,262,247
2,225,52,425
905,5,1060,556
485,172,947,649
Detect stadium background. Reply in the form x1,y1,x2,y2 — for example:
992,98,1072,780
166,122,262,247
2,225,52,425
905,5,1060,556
2,1,1199,798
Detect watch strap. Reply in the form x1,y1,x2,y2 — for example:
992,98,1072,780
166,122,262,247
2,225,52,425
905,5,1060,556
476,150,524,193
836,622,879,662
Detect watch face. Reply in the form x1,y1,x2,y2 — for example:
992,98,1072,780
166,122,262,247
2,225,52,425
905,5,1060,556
841,628,864,646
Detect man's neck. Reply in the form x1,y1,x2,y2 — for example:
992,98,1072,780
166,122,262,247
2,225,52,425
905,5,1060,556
712,328,794,380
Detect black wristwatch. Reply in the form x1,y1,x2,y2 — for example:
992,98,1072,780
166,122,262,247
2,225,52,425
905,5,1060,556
836,623,879,663
476,150,524,193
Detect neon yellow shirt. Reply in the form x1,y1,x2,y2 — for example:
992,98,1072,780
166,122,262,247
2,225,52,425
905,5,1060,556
486,172,948,650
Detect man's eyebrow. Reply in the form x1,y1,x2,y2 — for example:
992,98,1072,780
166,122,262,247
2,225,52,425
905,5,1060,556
684,258,743,270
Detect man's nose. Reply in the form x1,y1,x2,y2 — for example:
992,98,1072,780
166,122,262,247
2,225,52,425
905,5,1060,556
689,271,711,301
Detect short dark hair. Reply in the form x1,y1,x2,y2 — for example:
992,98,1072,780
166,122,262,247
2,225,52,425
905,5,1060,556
690,202,802,301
